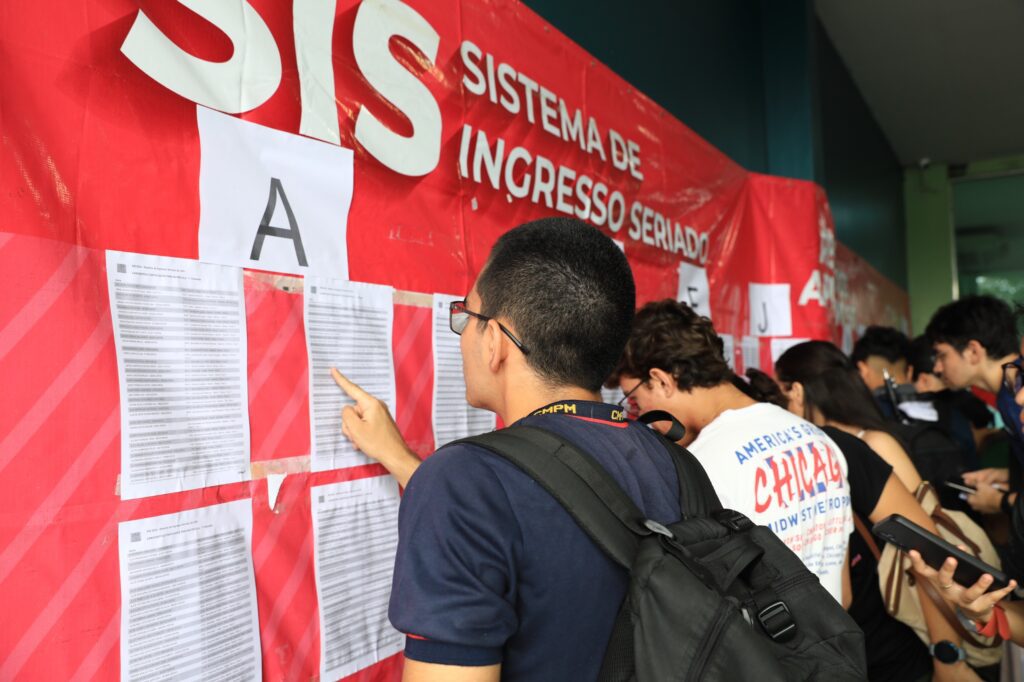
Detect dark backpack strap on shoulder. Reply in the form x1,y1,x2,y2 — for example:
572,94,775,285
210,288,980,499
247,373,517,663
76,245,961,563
635,409,722,517
656,438,723,518
461,426,648,569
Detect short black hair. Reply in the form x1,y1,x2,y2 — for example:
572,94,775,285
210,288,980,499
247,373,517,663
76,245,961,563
612,299,732,391
476,217,635,392
925,295,1019,358
906,335,937,380
851,326,911,365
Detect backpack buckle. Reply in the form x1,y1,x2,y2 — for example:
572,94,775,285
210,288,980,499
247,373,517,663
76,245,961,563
643,519,674,539
712,509,754,533
757,600,797,642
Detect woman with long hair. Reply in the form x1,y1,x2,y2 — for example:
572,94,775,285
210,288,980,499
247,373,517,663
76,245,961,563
741,358,985,681
774,340,923,493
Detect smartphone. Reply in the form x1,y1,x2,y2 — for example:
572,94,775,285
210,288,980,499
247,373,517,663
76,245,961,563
872,514,1012,593
944,479,977,495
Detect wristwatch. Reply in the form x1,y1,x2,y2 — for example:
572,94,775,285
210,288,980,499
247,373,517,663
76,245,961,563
928,640,967,664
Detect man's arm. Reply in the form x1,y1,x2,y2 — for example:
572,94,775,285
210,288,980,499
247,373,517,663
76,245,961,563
403,660,500,682
331,368,423,487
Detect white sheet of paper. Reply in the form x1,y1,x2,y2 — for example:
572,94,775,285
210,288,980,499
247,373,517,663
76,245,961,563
601,385,626,406
741,336,761,372
432,294,496,448
720,333,736,370
107,251,251,500
770,338,810,364
677,261,712,319
899,401,940,422
119,499,261,682
197,106,354,278
267,473,286,511
306,278,395,472
749,283,792,337
312,476,403,680
841,325,854,355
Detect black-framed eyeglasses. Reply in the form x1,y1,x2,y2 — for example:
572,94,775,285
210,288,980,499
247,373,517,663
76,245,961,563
616,378,646,418
449,300,530,355
1002,361,1023,394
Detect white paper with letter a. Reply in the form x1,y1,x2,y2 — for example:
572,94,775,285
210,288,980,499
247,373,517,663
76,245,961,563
197,106,354,278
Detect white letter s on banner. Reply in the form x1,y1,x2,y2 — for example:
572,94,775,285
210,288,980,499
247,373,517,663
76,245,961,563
121,0,282,113
353,0,441,177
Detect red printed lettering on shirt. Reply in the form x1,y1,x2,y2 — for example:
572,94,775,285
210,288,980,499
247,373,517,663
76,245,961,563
754,467,771,513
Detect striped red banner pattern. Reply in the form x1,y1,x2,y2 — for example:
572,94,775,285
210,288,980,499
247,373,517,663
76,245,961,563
0,234,430,680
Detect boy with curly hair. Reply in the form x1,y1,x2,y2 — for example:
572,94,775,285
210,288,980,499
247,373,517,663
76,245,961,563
612,299,853,605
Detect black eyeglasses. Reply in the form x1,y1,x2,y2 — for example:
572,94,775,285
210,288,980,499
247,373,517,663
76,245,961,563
617,379,646,418
1002,361,1023,394
449,300,530,355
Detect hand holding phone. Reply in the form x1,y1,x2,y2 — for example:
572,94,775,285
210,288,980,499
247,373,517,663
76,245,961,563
872,514,1011,593
906,549,1019,624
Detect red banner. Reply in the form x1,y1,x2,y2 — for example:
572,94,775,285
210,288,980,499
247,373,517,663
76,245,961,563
0,1,905,680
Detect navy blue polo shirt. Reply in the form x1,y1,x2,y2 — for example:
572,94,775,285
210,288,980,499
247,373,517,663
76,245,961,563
388,401,682,681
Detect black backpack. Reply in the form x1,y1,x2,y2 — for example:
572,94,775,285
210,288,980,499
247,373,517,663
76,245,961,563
877,381,967,509
887,421,966,506
462,422,867,681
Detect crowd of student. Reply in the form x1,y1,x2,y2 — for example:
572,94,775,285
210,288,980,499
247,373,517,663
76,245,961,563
331,217,1024,681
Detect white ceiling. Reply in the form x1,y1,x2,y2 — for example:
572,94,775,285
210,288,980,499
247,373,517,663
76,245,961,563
815,0,1024,165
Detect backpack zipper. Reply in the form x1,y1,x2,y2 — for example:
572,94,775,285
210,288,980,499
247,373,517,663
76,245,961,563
686,600,735,682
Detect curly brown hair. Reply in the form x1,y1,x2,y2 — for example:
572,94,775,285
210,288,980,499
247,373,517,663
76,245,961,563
613,299,732,391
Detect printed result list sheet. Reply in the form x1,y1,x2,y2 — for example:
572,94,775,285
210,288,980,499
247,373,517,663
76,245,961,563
107,251,251,499
312,476,403,679
305,278,395,472
118,499,261,682
432,294,496,447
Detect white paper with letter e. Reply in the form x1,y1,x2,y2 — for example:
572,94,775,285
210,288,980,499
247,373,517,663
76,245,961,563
749,283,792,337
197,106,354,278
677,261,712,319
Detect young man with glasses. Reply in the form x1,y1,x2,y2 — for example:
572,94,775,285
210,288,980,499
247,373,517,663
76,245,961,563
925,296,1023,515
330,217,684,682
608,299,853,607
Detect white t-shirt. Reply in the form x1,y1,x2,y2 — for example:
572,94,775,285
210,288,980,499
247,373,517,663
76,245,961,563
689,403,853,602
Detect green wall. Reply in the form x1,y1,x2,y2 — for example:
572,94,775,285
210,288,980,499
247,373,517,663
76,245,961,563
524,0,908,288
905,165,956,334
523,0,771,172
816,17,907,288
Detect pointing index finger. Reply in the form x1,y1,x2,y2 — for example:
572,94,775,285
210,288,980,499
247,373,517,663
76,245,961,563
331,368,372,406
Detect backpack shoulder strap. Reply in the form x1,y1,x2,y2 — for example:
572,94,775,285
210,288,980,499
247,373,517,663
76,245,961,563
651,433,723,518
461,425,650,569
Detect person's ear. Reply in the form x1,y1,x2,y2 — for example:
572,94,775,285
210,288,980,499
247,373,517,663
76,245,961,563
484,319,507,372
648,368,677,398
856,361,872,384
964,339,986,365
789,381,806,413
